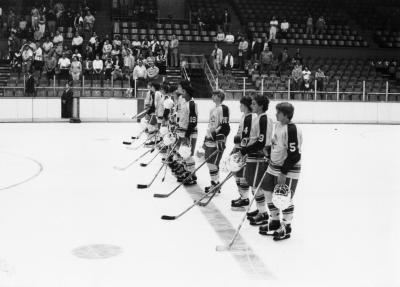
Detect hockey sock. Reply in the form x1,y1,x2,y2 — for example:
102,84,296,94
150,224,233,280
185,156,196,174
207,163,219,183
255,188,267,214
265,191,280,220
239,178,250,199
282,203,294,225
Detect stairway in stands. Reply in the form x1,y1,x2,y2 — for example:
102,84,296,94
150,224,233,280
0,60,11,97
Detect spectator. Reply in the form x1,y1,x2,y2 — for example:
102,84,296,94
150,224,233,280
155,50,167,75
84,44,94,60
131,35,141,58
46,9,57,35
72,48,82,62
277,47,290,74
141,36,150,58
223,51,234,75
21,45,33,74
250,38,263,61
132,60,148,88
70,56,82,81
222,8,231,33
269,16,278,40
33,42,44,76
25,71,36,97
293,48,303,64
302,66,312,90
315,68,326,90
31,6,40,30
122,34,131,48
70,32,83,53
19,17,27,31
113,34,122,49
12,51,22,79
53,30,64,46
74,12,84,34
102,39,112,60
92,54,103,78
225,32,235,43
104,57,113,80
211,43,223,74
58,53,71,80
306,15,313,34
315,16,326,34
280,18,289,37
291,63,303,91
36,14,46,40
260,47,274,75
112,56,123,81
170,35,179,67
147,60,159,80
84,10,95,34
89,32,97,47
123,49,135,77
44,53,57,84
238,37,248,69
262,36,270,51
216,28,225,42
61,82,73,118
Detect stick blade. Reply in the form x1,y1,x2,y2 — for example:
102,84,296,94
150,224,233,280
131,136,138,140
123,141,132,145
139,163,147,167
137,184,148,189
161,215,176,220
153,193,168,198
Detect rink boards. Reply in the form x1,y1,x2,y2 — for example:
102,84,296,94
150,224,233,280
1,97,400,124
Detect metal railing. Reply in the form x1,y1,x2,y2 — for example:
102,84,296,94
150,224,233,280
220,76,400,102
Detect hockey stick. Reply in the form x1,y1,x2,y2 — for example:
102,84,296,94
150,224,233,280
161,163,168,182
140,144,165,167
153,150,219,198
137,143,178,188
113,147,155,171
123,108,149,120
216,168,269,252
161,191,213,220
198,172,234,207
137,163,165,189
126,133,156,150
123,130,145,145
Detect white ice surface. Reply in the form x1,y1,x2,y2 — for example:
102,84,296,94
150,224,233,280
0,123,399,287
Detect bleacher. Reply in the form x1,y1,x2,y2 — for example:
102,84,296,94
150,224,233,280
342,0,400,48
230,0,368,47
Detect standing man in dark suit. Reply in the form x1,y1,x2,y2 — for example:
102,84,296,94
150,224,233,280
25,71,36,97
61,81,73,118
222,9,231,33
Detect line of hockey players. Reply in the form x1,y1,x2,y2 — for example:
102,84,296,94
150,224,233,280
133,80,302,241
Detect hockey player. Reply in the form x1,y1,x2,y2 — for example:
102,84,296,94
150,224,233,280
259,102,302,241
143,82,158,146
231,96,257,210
175,80,198,185
238,94,273,226
203,90,230,193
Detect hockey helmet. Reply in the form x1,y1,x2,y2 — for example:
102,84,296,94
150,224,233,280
163,97,174,109
178,144,192,159
163,132,176,146
159,126,169,136
225,153,246,172
272,184,292,210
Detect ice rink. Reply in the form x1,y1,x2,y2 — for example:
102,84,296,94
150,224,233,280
0,122,399,287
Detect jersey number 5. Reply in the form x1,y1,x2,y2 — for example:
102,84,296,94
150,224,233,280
289,142,297,152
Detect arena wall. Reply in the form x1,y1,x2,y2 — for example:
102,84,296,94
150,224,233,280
1,98,400,124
